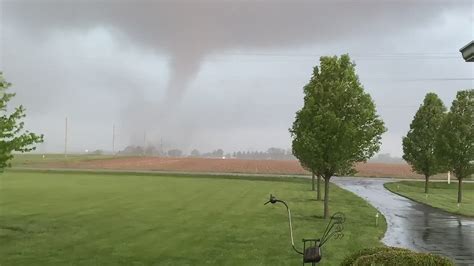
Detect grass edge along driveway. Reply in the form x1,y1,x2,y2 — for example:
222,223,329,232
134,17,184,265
384,181,474,217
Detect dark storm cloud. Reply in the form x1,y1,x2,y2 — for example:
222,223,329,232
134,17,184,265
3,0,463,99
1,0,472,154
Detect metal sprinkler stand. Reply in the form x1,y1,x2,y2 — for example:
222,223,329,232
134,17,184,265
264,194,345,265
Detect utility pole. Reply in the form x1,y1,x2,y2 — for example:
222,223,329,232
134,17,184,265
112,124,115,155
64,117,68,158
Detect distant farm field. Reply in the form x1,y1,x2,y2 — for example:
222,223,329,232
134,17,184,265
11,154,449,179
0,171,386,265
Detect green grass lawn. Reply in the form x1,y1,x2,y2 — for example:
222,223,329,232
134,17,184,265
385,181,474,217
0,171,386,265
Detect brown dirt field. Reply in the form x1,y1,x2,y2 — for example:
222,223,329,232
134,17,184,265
42,156,448,179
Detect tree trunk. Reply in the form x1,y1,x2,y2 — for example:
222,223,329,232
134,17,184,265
424,175,429,194
458,178,463,203
317,175,321,201
324,176,330,219
311,172,315,191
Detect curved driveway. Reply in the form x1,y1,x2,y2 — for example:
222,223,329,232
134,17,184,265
332,177,474,265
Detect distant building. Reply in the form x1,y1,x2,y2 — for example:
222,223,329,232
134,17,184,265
460,41,474,62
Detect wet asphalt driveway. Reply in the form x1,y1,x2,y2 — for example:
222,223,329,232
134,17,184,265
332,177,474,265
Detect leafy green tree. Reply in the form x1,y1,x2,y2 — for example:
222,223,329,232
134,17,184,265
402,93,447,193
290,55,385,218
0,72,43,171
436,90,473,203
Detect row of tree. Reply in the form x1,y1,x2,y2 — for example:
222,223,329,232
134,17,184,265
190,149,224,158
119,145,183,157
230,148,296,160
119,146,297,160
290,55,472,220
402,91,473,202
190,148,296,160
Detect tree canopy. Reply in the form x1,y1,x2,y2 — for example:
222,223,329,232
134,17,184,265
436,89,473,202
0,72,43,170
290,54,385,218
402,92,447,193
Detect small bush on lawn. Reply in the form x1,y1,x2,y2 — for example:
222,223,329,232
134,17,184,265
341,247,409,265
341,246,454,266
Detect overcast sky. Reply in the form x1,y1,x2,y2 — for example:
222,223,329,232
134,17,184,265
0,0,473,156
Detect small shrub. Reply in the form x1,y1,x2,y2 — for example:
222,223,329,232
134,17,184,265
341,247,409,266
341,246,454,266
